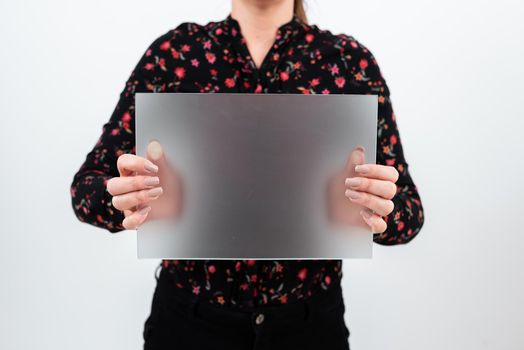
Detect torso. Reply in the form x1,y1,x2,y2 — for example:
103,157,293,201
135,14,387,309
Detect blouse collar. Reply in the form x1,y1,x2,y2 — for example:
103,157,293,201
222,14,306,44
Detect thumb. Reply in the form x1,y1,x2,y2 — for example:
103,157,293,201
146,140,167,169
345,145,366,177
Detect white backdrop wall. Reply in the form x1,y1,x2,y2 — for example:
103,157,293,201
1,1,523,349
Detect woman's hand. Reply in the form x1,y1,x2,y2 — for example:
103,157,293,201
106,140,182,230
344,147,399,233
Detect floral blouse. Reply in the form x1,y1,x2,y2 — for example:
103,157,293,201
71,14,424,309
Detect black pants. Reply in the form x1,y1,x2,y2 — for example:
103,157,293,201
143,268,350,350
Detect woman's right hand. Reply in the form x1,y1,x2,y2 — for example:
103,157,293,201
106,141,182,230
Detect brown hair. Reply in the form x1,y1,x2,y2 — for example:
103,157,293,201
294,0,308,24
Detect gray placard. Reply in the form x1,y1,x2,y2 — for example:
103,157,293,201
136,93,377,259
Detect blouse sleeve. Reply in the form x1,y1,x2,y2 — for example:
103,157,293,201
70,31,174,233
353,42,425,245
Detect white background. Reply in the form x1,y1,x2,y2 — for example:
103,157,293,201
1,0,523,349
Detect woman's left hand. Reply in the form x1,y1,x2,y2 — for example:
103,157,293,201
344,156,399,233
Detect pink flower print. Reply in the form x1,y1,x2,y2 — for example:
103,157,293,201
225,77,235,88
174,67,186,79
305,33,314,43
280,71,289,81
159,41,171,51
297,268,308,281
206,52,216,64
335,76,345,88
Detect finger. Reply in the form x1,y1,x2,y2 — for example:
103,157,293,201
344,146,366,176
112,187,163,211
344,177,397,200
117,154,159,177
107,175,160,196
354,164,399,183
123,206,151,230
360,208,387,233
344,189,394,217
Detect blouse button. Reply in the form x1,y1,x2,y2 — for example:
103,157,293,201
255,313,265,325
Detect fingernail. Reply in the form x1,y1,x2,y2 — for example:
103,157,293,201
345,177,361,188
148,140,163,161
345,189,360,200
138,206,151,216
144,160,159,173
355,145,365,152
355,164,369,174
147,187,163,198
144,176,160,186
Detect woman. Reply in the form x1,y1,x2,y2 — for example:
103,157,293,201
71,0,424,348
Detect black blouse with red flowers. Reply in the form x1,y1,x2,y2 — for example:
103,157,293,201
71,14,424,309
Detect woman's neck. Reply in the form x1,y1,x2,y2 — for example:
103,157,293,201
231,0,294,68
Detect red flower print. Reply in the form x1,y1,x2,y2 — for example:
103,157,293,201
397,221,405,231
335,76,345,88
171,50,180,59
208,265,216,274
310,78,320,87
297,267,308,281
121,112,131,123
386,159,395,166
280,295,288,304
390,134,397,145
160,41,171,51
254,84,263,93
210,68,218,76
322,88,330,94
280,71,289,81
350,41,358,48
144,63,154,70
206,52,216,64
215,28,223,35
145,49,152,57
203,40,212,50
191,58,199,67
174,67,186,79
246,260,256,267
305,33,315,43
324,275,331,285
181,44,191,52
225,77,235,88
192,285,200,295
359,58,368,70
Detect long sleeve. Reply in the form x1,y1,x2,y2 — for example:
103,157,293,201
353,43,425,245
70,31,174,233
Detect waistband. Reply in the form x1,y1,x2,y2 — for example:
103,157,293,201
155,265,345,333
